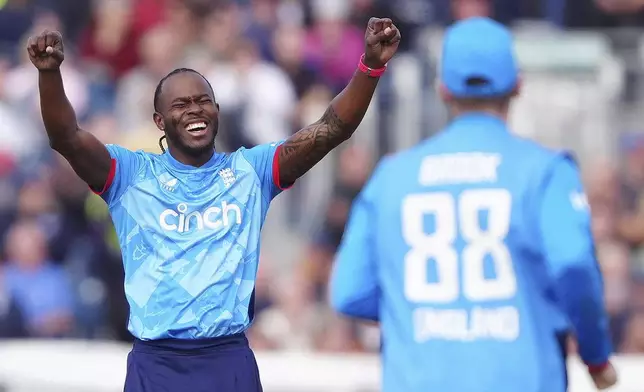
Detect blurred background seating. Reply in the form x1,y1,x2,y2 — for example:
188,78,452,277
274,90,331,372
1,0,644,356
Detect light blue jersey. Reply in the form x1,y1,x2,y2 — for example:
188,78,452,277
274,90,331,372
330,114,612,392
95,142,284,340
331,18,612,392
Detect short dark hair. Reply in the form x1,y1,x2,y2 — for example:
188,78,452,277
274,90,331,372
154,68,215,152
153,68,214,112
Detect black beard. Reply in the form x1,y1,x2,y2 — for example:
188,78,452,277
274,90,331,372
163,118,216,157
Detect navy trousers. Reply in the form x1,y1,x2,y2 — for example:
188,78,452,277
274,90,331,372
124,333,262,392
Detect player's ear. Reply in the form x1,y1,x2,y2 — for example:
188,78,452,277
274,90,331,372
153,112,165,132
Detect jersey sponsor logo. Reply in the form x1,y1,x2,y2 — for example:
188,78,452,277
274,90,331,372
159,202,242,232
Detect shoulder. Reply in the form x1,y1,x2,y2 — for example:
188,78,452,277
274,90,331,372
507,132,573,161
357,155,399,203
228,147,253,167
234,142,281,165
371,138,443,181
519,138,578,177
106,144,156,161
220,148,264,180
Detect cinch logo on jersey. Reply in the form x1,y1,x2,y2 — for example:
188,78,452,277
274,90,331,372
159,202,242,232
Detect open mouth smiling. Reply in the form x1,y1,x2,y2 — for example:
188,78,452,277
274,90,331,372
185,121,209,135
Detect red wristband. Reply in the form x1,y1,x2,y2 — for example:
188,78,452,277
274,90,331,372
358,54,387,77
587,362,609,373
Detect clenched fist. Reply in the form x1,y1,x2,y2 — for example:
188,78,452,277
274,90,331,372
363,17,401,69
27,30,65,71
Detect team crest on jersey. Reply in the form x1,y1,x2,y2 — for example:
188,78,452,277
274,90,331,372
219,168,236,188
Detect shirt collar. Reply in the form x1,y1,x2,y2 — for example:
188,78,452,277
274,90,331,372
162,149,224,172
449,112,508,131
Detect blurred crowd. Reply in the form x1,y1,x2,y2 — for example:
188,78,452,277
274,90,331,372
1,0,644,356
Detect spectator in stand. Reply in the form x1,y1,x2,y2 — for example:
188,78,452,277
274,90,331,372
616,134,644,273
3,219,75,337
305,0,364,94
114,24,182,136
0,264,27,338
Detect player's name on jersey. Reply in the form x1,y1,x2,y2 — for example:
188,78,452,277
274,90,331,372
419,153,501,186
412,305,519,343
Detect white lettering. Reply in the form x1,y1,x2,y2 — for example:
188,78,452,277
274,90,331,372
183,211,203,232
159,209,178,231
419,153,501,186
402,189,520,343
203,207,222,229
159,202,243,232
413,306,520,343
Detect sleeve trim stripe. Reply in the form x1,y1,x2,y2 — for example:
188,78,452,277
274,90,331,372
91,158,116,195
272,144,293,191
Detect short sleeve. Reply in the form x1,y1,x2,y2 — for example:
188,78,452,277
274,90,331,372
240,141,291,201
539,157,593,263
93,144,145,206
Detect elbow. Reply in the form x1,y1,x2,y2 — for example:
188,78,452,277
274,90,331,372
330,289,353,315
330,288,378,321
555,259,604,313
48,138,64,153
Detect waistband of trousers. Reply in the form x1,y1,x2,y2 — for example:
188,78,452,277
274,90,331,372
132,332,248,354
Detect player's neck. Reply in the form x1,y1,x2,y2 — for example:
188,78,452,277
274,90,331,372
167,146,216,168
450,108,509,122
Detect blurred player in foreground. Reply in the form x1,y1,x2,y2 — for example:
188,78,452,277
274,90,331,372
28,18,399,392
330,17,617,392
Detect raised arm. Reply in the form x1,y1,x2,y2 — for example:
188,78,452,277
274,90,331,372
277,18,401,186
28,30,111,191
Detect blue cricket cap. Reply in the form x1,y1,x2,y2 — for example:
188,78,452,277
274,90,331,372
441,17,518,98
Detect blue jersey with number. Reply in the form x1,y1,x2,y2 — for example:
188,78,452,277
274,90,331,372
330,113,612,392
96,142,284,340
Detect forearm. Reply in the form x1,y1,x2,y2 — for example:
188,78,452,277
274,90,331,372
556,262,612,365
278,71,379,185
276,17,399,185
38,70,80,149
330,70,380,135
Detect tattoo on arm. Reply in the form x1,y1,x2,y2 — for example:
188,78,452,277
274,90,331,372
278,106,355,185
